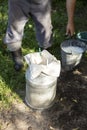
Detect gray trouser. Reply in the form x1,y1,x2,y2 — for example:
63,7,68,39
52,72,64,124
4,0,52,51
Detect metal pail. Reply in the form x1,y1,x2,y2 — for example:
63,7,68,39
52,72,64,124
25,69,57,110
60,39,86,71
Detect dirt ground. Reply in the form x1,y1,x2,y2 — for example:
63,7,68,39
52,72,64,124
0,56,87,130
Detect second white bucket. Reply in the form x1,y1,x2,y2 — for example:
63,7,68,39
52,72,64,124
60,39,86,71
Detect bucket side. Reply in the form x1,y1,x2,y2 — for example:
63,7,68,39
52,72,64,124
25,79,57,110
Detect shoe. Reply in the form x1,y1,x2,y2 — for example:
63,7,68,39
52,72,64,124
11,48,24,71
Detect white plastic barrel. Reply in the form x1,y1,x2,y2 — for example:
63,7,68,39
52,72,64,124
25,69,57,110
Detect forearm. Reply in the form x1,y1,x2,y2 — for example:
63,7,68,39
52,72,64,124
66,0,76,24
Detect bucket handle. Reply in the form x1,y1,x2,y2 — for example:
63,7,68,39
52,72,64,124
65,33,76,40
63,34,85,55
65,33,86,51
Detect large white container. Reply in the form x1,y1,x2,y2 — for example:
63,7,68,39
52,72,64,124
25,69,57,110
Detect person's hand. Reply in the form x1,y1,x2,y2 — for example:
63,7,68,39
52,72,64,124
66,22,75,37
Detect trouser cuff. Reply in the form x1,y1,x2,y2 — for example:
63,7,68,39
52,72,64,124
7,41,22,52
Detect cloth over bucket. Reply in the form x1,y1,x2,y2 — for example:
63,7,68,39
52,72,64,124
60,39,86,71
24,50,61,110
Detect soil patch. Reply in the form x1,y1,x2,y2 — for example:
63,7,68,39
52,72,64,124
0,57,87,130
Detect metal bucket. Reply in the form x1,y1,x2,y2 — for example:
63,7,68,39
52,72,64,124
25,69,57,110
60,39,86,71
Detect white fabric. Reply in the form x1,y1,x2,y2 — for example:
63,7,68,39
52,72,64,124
24,50,61,79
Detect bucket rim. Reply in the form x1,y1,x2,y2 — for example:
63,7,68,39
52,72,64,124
60,39,86,54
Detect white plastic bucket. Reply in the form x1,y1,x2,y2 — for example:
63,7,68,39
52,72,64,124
60,39,86,71
25,69,57,110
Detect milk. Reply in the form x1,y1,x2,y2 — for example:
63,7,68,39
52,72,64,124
63,46,84,54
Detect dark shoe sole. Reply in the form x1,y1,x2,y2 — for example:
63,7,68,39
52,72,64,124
14,63,24,71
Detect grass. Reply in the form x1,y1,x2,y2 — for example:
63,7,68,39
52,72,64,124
0,0,87,110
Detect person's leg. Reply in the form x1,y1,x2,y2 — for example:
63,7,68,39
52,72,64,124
4,0,29,71
31,0,53,49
